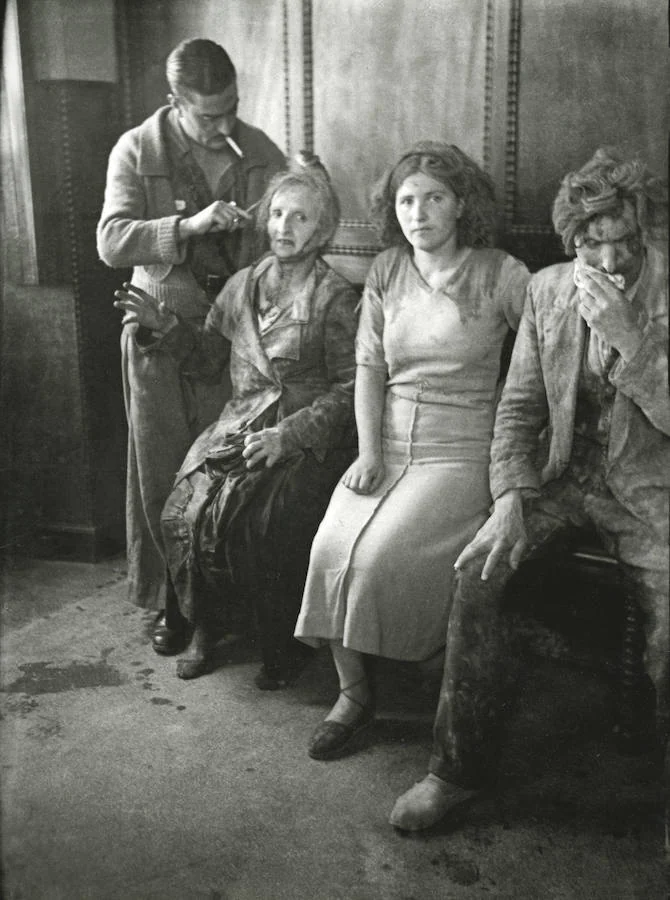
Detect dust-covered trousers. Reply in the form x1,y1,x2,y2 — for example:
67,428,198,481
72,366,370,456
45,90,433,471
429,472,669,789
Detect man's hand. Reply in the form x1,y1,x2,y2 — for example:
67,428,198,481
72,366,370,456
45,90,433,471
242,429,286,469
113,283,177,333
576,269,642,361
179,200,252,239
454,489,527,580
342,453,385,494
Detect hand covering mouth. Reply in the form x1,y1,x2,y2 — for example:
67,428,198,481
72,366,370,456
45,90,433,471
574,260,625,291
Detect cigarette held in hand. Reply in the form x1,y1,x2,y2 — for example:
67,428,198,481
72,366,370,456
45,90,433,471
225,136,244,159
227,201,253,221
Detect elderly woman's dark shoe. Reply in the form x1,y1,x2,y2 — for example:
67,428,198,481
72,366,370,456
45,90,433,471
175,623,217,679
176,652,214,680
254,666,288,690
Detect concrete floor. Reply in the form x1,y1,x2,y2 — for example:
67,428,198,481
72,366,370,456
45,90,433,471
1,554,667,900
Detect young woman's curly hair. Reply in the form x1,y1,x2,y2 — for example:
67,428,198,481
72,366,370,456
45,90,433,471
552,147,668,255
370,141,496,249
255,152,341,251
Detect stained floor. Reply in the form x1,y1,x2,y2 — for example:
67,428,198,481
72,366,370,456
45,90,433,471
1,554,667,899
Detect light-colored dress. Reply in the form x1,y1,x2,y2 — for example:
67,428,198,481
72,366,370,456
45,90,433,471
294,246,530,661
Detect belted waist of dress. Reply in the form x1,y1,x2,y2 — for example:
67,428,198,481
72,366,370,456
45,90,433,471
388,383,494,408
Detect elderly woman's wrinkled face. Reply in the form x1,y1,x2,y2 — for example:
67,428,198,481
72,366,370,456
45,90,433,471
268,185,323,261
575,201,643,289
395,172,464,255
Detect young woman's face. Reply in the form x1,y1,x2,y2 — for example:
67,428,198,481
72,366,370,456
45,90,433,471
395,172,464,254
267,185,322,261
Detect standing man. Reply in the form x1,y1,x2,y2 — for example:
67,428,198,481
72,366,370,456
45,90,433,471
390,147,669,831
97,39,285,652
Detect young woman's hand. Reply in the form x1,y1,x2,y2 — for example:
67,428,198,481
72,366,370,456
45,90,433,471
342,454,385,495
242,429,286,469
113,283,177,333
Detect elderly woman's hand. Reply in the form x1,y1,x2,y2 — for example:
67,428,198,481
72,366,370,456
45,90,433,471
342,453,385,495
113,283,178,334
242,429,287,469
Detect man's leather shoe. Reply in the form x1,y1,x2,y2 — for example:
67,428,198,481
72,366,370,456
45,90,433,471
151,612,188,656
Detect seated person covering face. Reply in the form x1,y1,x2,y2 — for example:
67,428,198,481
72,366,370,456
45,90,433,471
113,154,358,689
390,147,669,832
294,142,530,760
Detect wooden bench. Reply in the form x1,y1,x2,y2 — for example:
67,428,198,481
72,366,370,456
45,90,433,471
506,533,652,754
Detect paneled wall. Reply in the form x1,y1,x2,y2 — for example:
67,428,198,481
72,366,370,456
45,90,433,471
2,0,127,559
114,0,668,278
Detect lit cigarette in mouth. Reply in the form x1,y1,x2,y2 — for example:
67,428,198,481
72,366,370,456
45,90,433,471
225,136,244,159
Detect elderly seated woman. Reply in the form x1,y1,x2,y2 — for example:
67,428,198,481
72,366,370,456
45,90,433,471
114,154,358,689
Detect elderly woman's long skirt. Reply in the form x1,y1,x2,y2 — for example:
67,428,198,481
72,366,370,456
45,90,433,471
294,390,494,661
161,444,353,674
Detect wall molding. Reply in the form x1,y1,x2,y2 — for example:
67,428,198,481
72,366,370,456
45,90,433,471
115,0,134,130
482,0,496,172
282,0,292,155
503,0,522,226
57,84,94,526
301,0,314,153
508,224,555,236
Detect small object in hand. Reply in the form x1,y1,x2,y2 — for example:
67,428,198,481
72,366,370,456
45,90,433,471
604,271,625,291
228,200,251,226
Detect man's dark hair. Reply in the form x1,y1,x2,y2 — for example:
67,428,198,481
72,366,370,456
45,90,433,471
166,39,236,96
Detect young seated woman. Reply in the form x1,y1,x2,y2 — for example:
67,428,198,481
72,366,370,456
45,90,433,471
294,141,530,758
